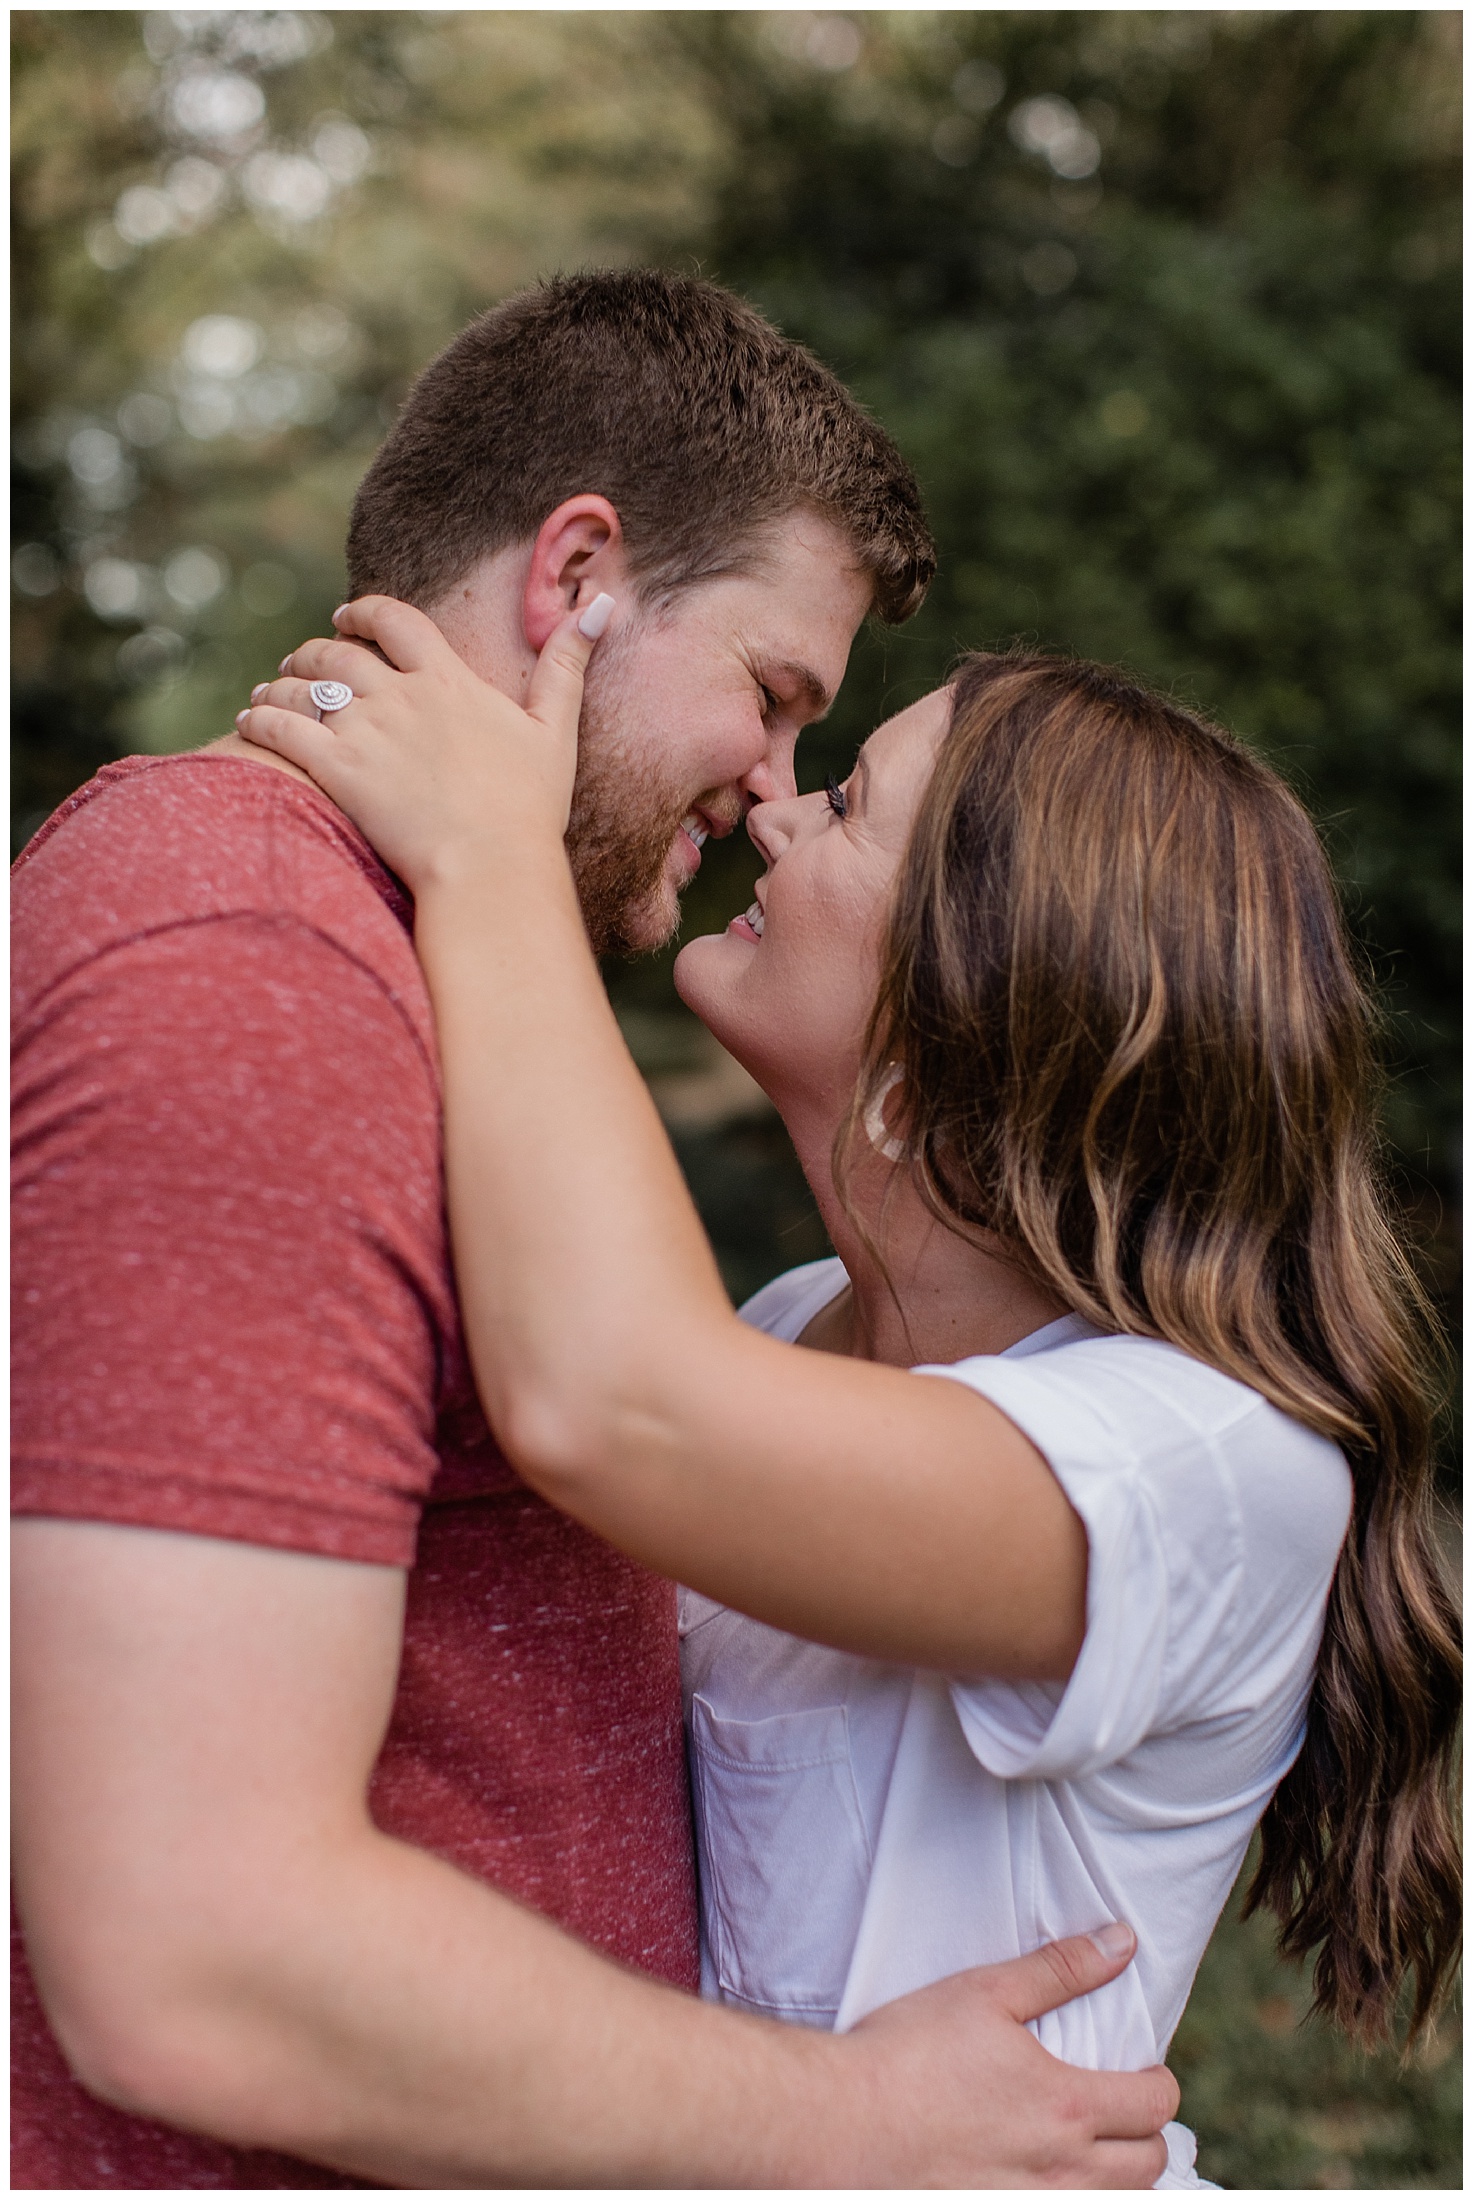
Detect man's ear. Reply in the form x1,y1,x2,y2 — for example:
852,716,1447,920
523,495,626,651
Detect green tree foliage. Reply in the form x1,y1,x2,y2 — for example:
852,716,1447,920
13,10,1459,1213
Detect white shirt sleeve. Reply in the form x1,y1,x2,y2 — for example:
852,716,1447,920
749,1298,1349,1796
918,1338,1350,1786
917,1345,1189,1779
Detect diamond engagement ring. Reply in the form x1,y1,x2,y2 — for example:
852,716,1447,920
309,679,355,719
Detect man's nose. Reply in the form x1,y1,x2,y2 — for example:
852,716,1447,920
741,726,799,806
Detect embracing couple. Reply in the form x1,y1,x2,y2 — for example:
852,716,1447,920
13,272,1457,2191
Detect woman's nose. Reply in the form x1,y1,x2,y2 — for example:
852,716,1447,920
746,797,797,866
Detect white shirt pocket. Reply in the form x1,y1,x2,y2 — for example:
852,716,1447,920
688,1694,872,2024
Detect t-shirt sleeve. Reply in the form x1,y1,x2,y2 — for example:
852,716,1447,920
912,1349,1239,1782
13,915,450,1566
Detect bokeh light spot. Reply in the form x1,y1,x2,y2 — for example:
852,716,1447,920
181,315,264,378
163,546,229,611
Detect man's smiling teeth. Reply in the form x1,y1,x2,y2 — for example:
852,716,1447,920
682,814,709,849
744,901,764,937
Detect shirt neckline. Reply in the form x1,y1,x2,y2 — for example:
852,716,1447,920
790,1262,1100,1364
1000,1311,1102,1360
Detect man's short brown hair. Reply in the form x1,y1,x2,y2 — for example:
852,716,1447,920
347,269,935,622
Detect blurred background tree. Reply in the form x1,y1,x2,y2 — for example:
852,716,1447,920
11,13,1460,2184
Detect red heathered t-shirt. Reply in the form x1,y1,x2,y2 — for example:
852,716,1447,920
11,755,699,2190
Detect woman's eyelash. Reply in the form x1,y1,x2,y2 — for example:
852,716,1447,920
825,775,848,819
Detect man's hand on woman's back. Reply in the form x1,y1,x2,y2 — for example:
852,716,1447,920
840,1930,1177,2188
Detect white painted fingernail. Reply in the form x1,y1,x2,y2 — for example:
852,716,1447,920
577,592,616,640
1088,1921,1135,1961
251,684,267,702
331,604,350,622
278,655,292,674
235,710,249,727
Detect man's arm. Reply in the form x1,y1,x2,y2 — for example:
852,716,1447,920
14,1517,1176,2188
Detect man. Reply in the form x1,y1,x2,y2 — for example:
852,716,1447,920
13,270,1178,2186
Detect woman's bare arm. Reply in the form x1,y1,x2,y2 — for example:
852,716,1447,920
240,600,1087,1680
414,847,1084,1678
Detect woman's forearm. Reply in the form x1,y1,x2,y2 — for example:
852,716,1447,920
413,856,735,1465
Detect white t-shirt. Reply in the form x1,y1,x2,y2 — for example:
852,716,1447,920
679,1258,1352,2192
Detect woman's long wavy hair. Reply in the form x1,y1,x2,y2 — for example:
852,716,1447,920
841,652,1460,2047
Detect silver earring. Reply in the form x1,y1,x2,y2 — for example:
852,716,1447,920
863,1063,906,1162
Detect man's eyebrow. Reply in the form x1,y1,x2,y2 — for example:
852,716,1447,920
769,659,835,718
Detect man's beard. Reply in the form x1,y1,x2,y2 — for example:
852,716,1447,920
565,650,704,959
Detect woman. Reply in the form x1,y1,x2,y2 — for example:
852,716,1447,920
239,594,1459,2186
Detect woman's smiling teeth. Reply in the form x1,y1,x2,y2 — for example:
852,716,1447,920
682,814,709,850
744,900,764,937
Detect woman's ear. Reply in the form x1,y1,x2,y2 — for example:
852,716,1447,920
522,495,625,651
